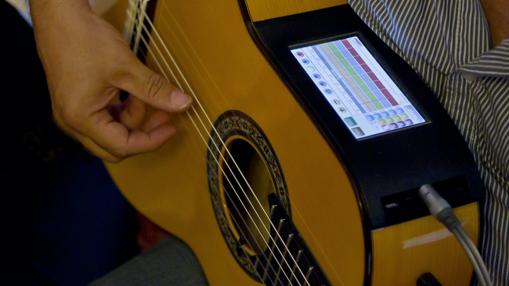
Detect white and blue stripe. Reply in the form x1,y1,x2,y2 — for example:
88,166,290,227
349,0,509,285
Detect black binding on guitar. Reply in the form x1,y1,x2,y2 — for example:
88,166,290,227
238,2,484,285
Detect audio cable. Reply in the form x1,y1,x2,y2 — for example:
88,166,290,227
418,184,493,286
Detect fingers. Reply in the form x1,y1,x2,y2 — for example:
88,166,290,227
54,93,177,161
53,112,122,162
37,7,188,162
114,59,193,112
79,135,123,163
119,95,146,129
86,109,177,159
142,110,170,131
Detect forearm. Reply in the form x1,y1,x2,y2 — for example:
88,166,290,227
29,0,97,85
30,0,90,18
30,0,91,29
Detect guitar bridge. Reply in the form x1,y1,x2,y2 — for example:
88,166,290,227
253,194,330,286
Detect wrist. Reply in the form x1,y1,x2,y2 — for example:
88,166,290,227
29,0,90,9
29,0,96,78
30,0,94,40
30,0,91,22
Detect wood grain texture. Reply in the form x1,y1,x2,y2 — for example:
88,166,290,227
106,1,364,285
372,203,479,286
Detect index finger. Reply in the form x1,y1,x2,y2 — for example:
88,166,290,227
85,109,177,158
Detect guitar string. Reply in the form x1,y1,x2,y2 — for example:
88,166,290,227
129,3,353,286
134,28,297,286
133,34,293,286
127,3,311,284
124,4,298,286
126,2,312,284
154,4,343,285
125,10,308,286
125,5,300,285
132,20,310,286
127,4,311,284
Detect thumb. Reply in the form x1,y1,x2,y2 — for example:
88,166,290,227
116,60,192,112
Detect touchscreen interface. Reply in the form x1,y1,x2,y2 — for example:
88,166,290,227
291,36,426,139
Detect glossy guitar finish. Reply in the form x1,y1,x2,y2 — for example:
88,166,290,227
103,1,479,285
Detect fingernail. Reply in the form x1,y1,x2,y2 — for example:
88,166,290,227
170,90,192,109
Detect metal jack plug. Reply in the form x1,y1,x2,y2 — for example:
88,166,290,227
418,184,493,286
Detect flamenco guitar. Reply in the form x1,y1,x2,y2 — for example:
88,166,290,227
103,1,483,285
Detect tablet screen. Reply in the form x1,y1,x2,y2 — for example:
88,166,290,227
291,36,426,139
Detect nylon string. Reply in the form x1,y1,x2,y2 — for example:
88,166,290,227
125,1,312,285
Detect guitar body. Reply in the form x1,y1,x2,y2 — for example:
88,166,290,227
104,1,479,285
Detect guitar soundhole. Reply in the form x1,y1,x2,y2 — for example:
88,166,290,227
207,110,289,281
221,138,274,256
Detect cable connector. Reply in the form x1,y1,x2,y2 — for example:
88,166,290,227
418,184,460,230
418,184,493,286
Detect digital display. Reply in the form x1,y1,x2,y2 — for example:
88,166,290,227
291,36,426,139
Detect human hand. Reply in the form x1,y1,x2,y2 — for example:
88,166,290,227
30,0,192,162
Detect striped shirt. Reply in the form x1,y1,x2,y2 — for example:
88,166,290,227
348,0,509,285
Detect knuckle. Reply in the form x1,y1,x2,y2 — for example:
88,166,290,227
144,73,166,100
60,106,82,130
111,145,129,159
111,63,132,83
103,155,123,163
